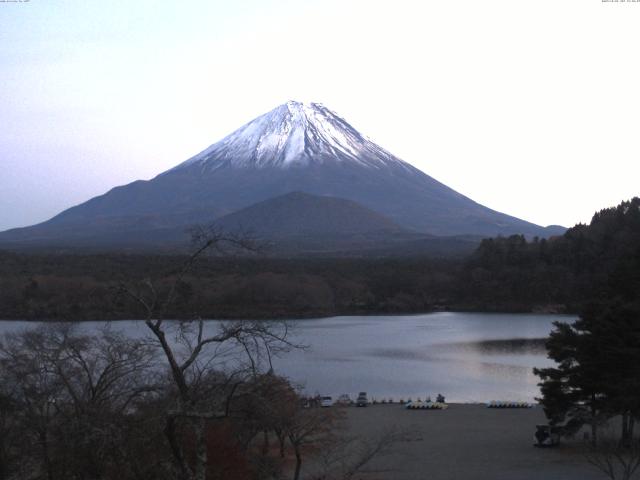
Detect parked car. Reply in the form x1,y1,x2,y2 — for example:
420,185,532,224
356,392,368,407
320,396,333,407
336,394,351,405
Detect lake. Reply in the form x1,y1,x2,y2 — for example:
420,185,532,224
0,312,574,403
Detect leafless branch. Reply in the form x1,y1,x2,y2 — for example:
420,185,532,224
585,436,640,480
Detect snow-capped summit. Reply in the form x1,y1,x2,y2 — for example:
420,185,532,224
174,100,409,171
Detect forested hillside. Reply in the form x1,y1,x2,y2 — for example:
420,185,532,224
0,254,459,320
461,197,640,310
0,198,637,320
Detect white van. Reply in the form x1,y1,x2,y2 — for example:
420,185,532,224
320,396,333,407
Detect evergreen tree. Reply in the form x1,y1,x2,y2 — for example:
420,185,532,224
536,300,640,445
534,318,608,444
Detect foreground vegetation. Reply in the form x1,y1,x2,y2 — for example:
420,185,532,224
0,228,401,480
0,320,402,480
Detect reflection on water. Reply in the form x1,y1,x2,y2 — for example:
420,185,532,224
273,312,573,402
369,338,546,362
295,321,373,330
366,347,443,362
433,337,548,356
0,312,573,402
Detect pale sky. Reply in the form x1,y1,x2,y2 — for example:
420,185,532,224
1,0,639,231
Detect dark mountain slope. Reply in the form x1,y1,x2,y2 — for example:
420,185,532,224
214,191,408,238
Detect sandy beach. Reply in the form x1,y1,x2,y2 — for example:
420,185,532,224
338,404,603,480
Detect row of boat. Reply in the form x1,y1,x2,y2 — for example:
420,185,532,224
405,400,535,410
405,401,449,410
487,401,534,408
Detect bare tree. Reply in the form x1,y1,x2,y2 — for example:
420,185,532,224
286,406,339,480
0,323,160,480
585,437,640,480
119,227,300,480
0,326,68,480
0,381,19,480
308,426,408,480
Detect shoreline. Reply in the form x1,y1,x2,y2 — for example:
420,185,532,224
0,309,578,322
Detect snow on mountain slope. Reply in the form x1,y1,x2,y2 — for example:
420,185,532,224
173,101,410,171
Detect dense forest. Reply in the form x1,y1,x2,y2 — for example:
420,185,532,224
464,197,640,310
0,198,638,321
533,198,640,451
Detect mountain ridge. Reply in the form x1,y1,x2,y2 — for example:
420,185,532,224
0,100,565,251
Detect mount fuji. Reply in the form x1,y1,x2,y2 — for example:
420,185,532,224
0,101,564,252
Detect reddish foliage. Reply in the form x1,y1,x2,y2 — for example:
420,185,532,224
205,420,253,480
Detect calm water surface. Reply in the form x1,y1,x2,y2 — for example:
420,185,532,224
0,312,575,403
